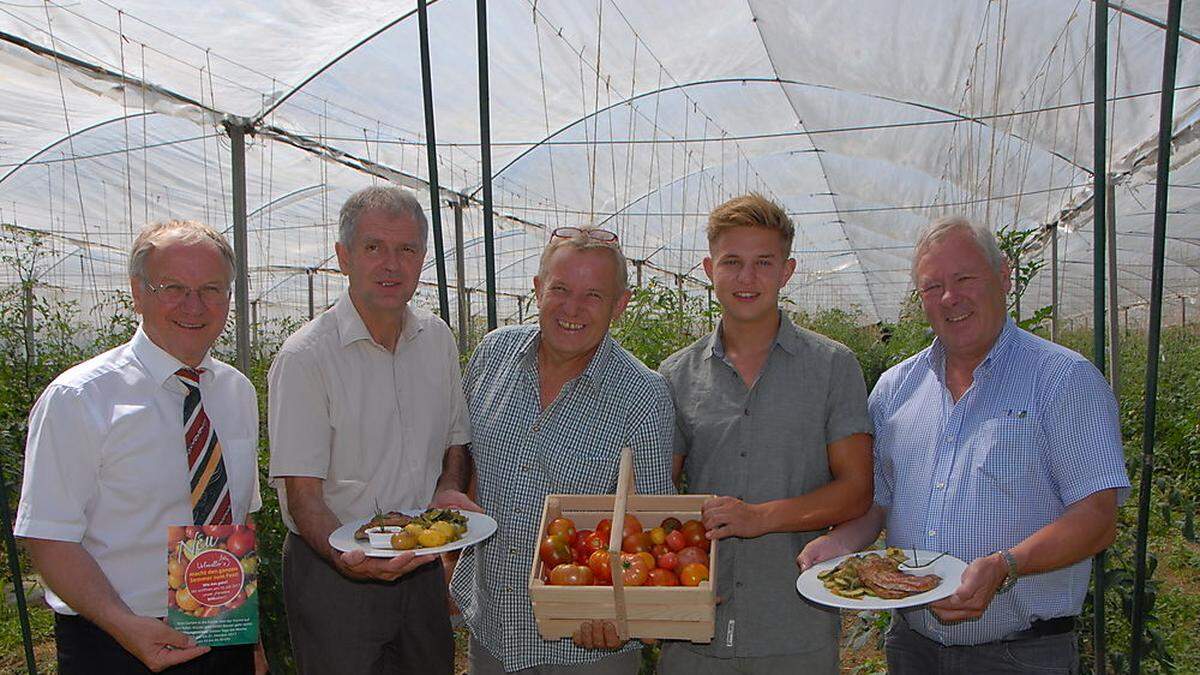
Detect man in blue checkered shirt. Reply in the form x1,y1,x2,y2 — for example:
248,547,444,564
799,216,1130,674
434,227,675,674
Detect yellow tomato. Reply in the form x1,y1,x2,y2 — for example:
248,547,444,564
176,588,200,612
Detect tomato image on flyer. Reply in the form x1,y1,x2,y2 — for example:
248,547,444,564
166,525,259,646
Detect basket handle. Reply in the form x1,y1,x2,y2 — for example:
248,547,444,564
606,447,634,640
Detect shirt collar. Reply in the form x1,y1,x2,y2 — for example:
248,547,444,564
519,328,615,388
925,316,1017,380
130,325,213,389
707,311,795,360
333,292,422,349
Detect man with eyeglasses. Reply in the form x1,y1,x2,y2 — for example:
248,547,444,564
15,220,261,673
435,226,675,674
268,186,472,673
657,193,874,674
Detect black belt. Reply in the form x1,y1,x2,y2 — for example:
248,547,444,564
998,616,1077,642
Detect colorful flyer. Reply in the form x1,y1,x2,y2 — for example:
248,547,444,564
166,525,259,646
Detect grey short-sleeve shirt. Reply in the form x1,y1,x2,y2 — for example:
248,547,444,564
658,315,872,659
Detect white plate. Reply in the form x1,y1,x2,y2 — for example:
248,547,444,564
796,549,967,610
329,510,498,558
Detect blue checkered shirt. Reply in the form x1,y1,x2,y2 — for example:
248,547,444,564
450,325,675,671
872,319,1130,645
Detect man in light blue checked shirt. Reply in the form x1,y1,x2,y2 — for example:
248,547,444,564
800,216,1130,674
435,226,675,674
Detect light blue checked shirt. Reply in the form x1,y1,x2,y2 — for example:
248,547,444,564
872,319,1130,645
450,325,675,671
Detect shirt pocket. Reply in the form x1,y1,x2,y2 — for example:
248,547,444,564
973,417,1040,485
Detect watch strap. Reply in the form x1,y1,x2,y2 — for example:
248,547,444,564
995,549,1019,593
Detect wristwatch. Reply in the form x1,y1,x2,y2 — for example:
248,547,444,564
994,549,1019,593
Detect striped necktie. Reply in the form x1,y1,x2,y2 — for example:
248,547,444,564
177,368,233,525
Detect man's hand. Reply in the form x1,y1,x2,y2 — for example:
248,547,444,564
110,615,209,672
431,489,483,513
254,640,269,674
572,620,624,650
797,533,855,572
335,549,438,582
930,552,1008,623
701,496,764,540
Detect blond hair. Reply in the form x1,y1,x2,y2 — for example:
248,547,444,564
537,230,629,291
707,192,795,253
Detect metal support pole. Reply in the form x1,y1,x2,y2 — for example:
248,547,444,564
251,299,259,356
1107,180,1120,398
476,0,498,330
0,455,36,674
224,120,251,375
1131,1,1182,670
1051,225,1059,342
417,0,451,326
635,261,643,288
1090,3,1110,669
1181,297,1186,326
307,268,315,320
454,199,469,355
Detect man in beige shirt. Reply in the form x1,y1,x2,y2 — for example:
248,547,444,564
268,186,473,674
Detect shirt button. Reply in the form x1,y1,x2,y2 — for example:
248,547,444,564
739,452,747,458
936,482,945,490
928,529,938,537
944,435,954,442
504,586,512,593
735,582,742,588
510,547,519,555
532,424,540,432
744,408,751,416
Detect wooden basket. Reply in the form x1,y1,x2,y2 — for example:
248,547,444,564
528,448,717,643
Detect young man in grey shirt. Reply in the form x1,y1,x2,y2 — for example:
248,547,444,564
657,193,874,674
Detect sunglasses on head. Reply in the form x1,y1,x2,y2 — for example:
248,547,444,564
550,226,619,244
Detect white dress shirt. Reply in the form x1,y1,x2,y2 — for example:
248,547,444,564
267,294,471,534
15,327,262,617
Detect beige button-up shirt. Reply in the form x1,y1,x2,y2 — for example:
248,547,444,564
267,293,471,533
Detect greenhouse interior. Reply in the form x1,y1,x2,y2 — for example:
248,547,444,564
1,0,1198,673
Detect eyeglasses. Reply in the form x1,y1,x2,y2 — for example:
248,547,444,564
143,280,231,306
550,226,619,244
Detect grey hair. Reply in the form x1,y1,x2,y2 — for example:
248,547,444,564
537,231,629,292
128,220,235,282
338,186,428,248
910,215,1006,285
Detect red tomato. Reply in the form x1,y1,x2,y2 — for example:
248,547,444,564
656,551,679,571
549,563,595,586
651,543,669,558
679,563,709,586
202,525,225,538
660,517,683,534
621,514,643,539
587,549,613,584
539,534,573,568
225,528,255,558
677,546,709,569
647,568,679,586
595,518,613,538
621,531,652,554
571,543,590,564
633,551,656,571
681,520,708,548
580,530,609,555
547,517,577,545
619,553,650,586
665,529,687,552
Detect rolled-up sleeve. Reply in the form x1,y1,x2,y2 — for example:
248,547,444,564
15,385,100,542
267,348,332,481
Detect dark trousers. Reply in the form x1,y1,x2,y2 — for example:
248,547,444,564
282,532,454,675
54,612,253,675
885,614,1079,675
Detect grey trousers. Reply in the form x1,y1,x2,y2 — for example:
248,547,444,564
656,640,838,675
468,637,640,675
282,532,454,675
885,615,1079,675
